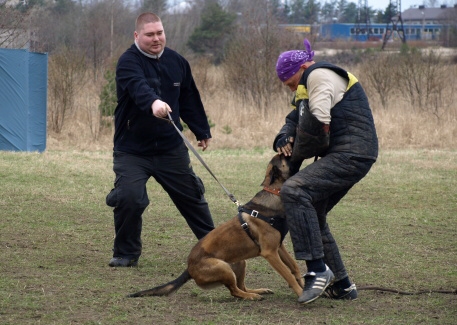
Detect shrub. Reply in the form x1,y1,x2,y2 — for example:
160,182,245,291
99,68,117,117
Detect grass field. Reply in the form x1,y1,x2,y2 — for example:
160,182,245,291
1,148,456,324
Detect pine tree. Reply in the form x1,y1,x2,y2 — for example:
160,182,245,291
186,1,236,63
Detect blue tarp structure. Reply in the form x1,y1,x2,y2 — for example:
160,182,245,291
0,48,48,152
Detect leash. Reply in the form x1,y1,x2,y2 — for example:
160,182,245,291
357,286,456,295
164,112,240,207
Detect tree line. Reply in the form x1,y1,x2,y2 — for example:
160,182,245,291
2,0,455,135
2,0,407,61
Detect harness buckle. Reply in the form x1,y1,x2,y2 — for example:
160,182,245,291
241,222,249,230
250,210,259,217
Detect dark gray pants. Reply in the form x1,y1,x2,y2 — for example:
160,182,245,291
281,153,375,281
106,143,215,259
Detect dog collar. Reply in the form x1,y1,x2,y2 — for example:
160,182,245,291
263,186,281,196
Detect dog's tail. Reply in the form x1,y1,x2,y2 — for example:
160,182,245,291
128,269,191,298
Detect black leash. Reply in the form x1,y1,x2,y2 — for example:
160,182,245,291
165,112,240,207
357,286,456,295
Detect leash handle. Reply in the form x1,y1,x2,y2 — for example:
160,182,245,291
166,112,240,207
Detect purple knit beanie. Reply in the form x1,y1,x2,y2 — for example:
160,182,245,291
276,39,315,82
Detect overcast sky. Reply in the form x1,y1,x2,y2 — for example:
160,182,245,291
342,0,456,11
166,1,456,14
365,0,425,11
320,0,455,11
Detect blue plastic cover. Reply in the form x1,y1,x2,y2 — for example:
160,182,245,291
0,48,48,152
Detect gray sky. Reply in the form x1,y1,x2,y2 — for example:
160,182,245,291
365,0,424,11
350,0,456,11
167,1,457,14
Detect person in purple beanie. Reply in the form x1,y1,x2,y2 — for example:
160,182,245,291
273,39,378,304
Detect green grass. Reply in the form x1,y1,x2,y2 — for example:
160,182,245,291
0,148,456,324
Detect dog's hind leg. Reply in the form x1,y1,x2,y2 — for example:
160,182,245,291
231,260,273,295
190,258,264,300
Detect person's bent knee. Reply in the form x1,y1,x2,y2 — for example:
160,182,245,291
281,179,307,204
111,186,149,208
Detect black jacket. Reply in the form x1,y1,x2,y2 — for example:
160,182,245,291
113,44,211,155
274,61,378,161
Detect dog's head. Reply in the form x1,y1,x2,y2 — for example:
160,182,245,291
261,154,294,188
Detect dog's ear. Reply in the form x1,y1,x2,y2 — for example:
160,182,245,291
269,165,281,185
262,165,282,187
261,163,275,187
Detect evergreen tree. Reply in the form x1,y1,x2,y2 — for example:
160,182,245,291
99,68,117,117
383,2,398,23
288,0,306,24
187,0,236,63
321,1,338,23
340,1,358,23
304,0,320,24
337,0,348,21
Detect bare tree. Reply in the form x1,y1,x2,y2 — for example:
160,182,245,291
48,46,87,133
224,0,300,110
360,52,398,109
396,49,449,119
161,1,203,56
140,0,167,16
81,0,133,81
0,4,30,48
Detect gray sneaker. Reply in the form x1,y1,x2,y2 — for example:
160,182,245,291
298,265,335,304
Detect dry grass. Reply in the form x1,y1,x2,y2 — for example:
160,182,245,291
1,149,456,324
47,57,457,152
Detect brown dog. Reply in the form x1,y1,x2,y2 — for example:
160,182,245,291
129,154,304,300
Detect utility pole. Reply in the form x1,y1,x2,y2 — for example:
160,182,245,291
382,0,406,50
355,0,371,41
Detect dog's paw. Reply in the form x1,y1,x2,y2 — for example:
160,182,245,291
247,288,274,295
259,288,274,295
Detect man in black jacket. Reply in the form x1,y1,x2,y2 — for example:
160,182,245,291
106,12,215,267
274,39,378,304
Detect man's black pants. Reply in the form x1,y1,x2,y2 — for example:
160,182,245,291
106,142,215,259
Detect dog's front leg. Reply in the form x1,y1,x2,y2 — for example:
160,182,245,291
262,248,304,297
278,244,304,289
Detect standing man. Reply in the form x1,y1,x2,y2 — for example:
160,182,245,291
106,12,215,267
273,39,378,304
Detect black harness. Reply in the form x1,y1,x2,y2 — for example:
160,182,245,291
237,206,289,244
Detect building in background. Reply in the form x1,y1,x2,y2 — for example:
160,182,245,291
280,5,457,44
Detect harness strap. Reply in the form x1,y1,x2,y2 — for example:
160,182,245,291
237,206,289,243
238,206,277,226
237,212,257,243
